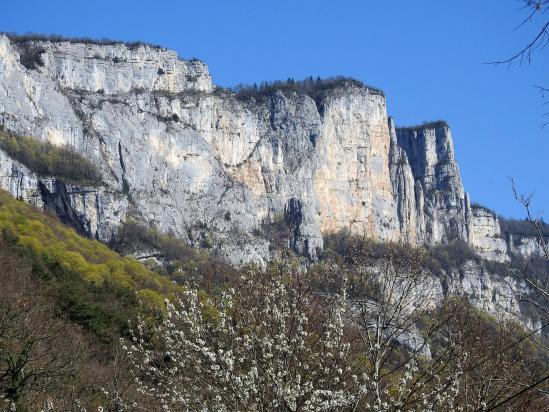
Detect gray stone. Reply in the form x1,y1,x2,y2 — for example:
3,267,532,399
0,35,546,326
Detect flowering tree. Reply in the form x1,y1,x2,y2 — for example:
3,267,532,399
337,241,467,411
124,267,368,411
125,240,549,411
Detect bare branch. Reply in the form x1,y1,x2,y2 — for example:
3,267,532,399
487,1,549,65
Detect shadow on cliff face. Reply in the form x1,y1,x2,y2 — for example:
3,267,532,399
39,180,90,237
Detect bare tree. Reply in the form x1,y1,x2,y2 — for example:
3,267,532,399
489,1,549,125
490,1,549,66
481,182,549,411
511,179,549,262
335,241,467,410
507,179,549,316
0,244,82,410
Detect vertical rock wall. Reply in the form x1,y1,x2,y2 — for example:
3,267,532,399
0,33,545,264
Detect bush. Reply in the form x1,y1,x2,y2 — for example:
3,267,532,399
233,76,384,105
499,216,549,238
471,202,496,214
110,219,199,262
259,212,294,251
322,230,393,262
109,219,227,283
17,42,45,70
0,189,177,339
0,130,102,185
396,120,449,133
323,231,480,273
427,240,480,272
4,32,163,50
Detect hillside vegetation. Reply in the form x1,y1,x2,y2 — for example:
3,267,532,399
0,189,547,410
3,32,163,50
499,216,549,238
0,189,176,337
395,120,449,132
233,76,384,104
0,188,190,409
0,129,102,186
0,239,150,409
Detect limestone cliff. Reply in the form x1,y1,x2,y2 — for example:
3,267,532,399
470,205,548,261
0,34,473,260
0,34,547,328
389,120,472,246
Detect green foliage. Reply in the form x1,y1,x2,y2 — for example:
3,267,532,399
109,219,217,280
0,190,178,339
499,216,549,238
427,240,480,272
0,130,102,185
233,76,384,104
4,32,163,50
396,120,449,132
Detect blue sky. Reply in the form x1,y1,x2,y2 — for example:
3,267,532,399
1,0,548,219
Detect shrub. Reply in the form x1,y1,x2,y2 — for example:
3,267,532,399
499,216,549,238
0,130,102,185
4,32,163,50
233,76,384,105
110,219,199,262
0,189,177,339
109,219,225,283
471,202,495,214
322,230,392,261
427,240,480,272
17,43,45,69
323,231,480,273
396,120,449,132
260,212,294,251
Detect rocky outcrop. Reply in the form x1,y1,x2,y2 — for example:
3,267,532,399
0,34,410,262
508,234,546,257
313,88,399,240
469,205,547,261
393,122,472,245
20,37,211,95
0,147,127,241
446,260,524,319
469,206,509,262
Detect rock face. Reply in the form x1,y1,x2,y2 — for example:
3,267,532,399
0,35,469,260
469,207,509,262
0,34,545,266
0,148,127,240
26,39,211,95
446,260,528,323
390,121,472,245
469,205,548,261
1,34,547,328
